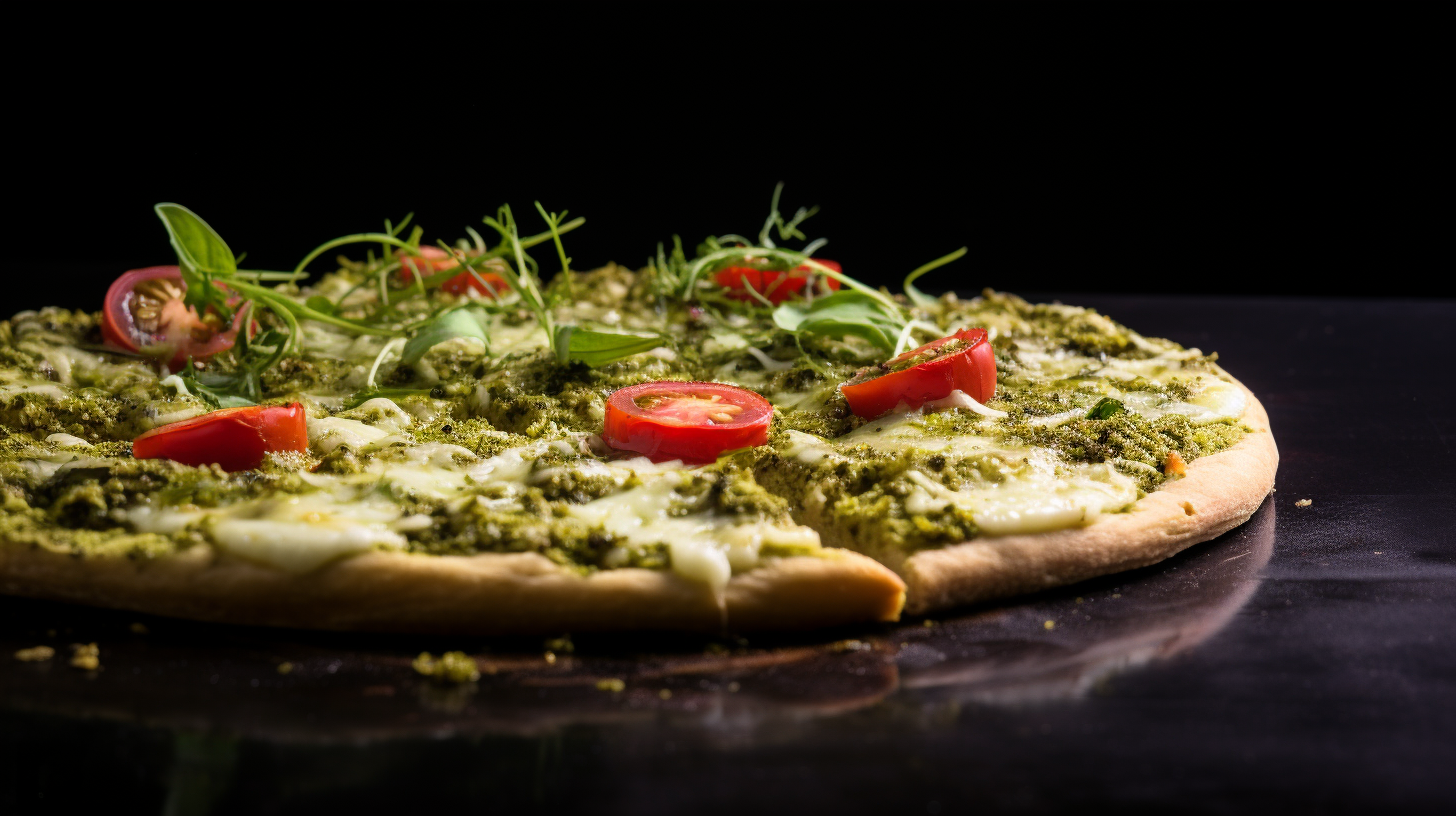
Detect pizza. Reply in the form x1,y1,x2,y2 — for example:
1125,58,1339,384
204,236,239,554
0,197,1277,634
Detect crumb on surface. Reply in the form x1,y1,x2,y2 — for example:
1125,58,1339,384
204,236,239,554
596,678,626,693
276,662,294,675
70,643,99,671
829,639,872,653
14,646,54,662
413,651,481,683
1044,620,1056,630
1296,498,1313,507
544,635,575,655
543,651,558,665
658,688,673,700
922,620,937,628
726,681,741,693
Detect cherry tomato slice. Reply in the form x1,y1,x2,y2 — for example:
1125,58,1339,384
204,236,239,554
101,266,245,371
400,246,511,298
714,259,842,305
839,328,997,419
603,382,773,463
132,403,309,472
397,246,459,282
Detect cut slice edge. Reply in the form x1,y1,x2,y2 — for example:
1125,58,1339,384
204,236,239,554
0,544,906,635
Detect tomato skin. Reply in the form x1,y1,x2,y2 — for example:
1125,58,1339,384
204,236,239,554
400,247,510,298
132,403,309,472
102,266,244,371
715,259,842,305
603,382,773,463
440,270,511,297
397,246,458,282
840,328,997,419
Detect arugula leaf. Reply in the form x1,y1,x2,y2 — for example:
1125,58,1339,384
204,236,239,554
180,370,260,409
304,295,337,316
154,203,237,276
552,324,575,364
564,328,665,367
773,291,904,352
904,247,967,309
401,308,490,365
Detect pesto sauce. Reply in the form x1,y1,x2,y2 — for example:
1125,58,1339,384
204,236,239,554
0,271,1245,569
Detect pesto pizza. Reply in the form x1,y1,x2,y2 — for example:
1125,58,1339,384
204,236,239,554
0,195,1277,634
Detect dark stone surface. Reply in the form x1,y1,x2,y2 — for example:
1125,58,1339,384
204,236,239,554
2,295,1452,814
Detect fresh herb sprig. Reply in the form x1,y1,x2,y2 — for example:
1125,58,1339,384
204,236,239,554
398,204,664,371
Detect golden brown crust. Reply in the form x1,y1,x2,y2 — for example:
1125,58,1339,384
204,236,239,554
0,542,906,635
899,379,1278,614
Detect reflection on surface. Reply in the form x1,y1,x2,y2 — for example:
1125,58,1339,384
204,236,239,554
0,503,1274,743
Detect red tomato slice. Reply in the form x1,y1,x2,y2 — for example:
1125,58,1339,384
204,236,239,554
440,270,511,297
132,403,309,472
603,382,773,463
101,266,245,371
400,246,511,298
714,259,842,305
397,246,459,282
840,328,997,419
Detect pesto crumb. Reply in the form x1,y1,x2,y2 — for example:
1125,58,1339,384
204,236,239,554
1043,620,1056,630
596,678,626,693
829,639,872,652
1295,498,1313,507
726,681,741,693
14,645,54,662
413,651,480,683
70,642,99,670
544,635,575,654
276,662,294,675
658,688,672,700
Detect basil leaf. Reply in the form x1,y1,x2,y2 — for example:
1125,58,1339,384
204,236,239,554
401,308,489,365
566,328,665,367
773,291,902,352
154,203,236,276
1086,397,1126,420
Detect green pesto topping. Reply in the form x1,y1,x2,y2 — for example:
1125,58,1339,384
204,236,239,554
2,246,1246,573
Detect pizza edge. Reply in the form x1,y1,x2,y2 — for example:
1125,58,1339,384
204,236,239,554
900,376,1279,614
0,535,907,635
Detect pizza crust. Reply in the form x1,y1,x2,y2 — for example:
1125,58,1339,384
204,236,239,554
0,539,906,635
0,379,1274,634
899,379,1278,614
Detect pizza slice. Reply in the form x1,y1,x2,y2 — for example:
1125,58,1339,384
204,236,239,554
0,199,1275,633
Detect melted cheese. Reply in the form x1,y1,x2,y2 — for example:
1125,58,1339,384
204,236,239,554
787,411,1142,536
567,473,821,591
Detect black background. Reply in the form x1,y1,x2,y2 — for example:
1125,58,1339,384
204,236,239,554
3,6,1442,313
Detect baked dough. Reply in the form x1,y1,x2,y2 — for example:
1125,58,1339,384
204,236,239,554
900,379,1276,613
0,541,907,635
0,379,1272,631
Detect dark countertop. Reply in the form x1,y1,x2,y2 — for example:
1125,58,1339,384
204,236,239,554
2,295,1452,814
